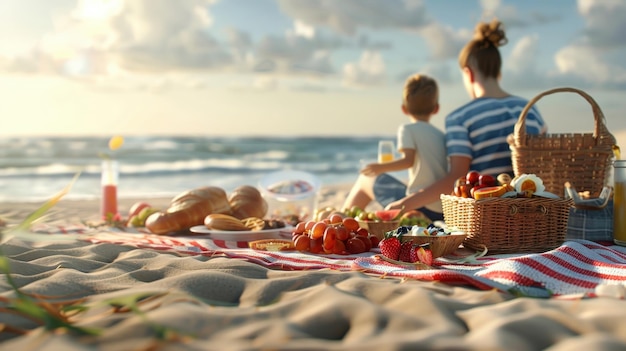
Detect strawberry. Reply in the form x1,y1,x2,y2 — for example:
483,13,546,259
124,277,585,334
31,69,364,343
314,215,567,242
398,241,413,262
379,237,401,261
416,247,434,266
409,246,420,263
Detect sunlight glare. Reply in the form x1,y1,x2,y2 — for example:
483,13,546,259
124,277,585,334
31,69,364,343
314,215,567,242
75,0,124,21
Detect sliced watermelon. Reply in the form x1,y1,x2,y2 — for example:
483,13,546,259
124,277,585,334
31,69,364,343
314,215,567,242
375,209,402,221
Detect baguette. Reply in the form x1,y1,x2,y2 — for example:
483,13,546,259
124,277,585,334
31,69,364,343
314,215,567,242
146,186,232,235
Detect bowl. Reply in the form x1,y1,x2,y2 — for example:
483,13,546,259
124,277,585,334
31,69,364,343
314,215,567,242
404,232,467,258
357,220,400,240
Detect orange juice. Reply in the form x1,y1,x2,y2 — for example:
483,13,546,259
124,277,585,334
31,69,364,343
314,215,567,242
378,141,394,163
614,160,626,246
379,153,394,163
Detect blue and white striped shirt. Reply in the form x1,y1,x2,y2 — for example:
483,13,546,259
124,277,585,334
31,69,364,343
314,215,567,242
445,96,546,176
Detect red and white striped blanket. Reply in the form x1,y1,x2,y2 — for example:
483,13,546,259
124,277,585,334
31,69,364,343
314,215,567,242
32,224,626,298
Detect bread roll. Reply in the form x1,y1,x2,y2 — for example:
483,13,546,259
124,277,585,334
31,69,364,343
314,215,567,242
145,186,232,235
228,185,268,219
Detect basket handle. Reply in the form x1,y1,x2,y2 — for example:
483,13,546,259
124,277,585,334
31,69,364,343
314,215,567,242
513,87,615,147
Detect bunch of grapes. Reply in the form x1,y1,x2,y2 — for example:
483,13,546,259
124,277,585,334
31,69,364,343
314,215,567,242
291,214,380,255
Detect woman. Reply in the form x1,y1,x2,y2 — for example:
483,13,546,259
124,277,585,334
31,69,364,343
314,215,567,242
385,19,547,211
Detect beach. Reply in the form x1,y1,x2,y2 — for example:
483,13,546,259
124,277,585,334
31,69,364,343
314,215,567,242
2,183,626,350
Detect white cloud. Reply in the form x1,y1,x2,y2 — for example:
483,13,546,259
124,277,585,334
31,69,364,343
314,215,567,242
577,0,626,48
507,35,539,74
293,20,315,39
276,0,431,35
550,0,626,89
418,23,471,60
342,51,386,87
480,0,561,28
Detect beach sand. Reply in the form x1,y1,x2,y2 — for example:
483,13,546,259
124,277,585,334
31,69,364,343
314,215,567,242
1,184,626,350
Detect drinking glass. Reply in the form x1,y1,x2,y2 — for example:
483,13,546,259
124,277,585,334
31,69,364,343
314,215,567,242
101,159,119,221
378,141,395,163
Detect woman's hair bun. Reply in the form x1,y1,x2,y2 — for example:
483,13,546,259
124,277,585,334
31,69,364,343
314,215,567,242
474,19,507,48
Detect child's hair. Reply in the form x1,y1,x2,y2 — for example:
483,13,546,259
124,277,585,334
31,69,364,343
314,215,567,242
402,74,438,117
458,19,508,79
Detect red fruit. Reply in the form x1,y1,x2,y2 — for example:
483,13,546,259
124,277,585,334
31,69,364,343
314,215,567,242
354,235,372,252
479,174,496,187
368,235,380,248
335,226,350,241
346,237,367,254
470,184,486,198
333,240,348,255
375,209,402,221
409,247,420,263
417,247,433,266
309,238,324,254
355,227,369,237
294,235,311,252
128,202,151,218
342,217,360,231
465,170,480,186
379,237,401,260
398,241,413,262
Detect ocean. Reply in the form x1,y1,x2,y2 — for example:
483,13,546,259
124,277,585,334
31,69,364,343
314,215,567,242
0,135,398,202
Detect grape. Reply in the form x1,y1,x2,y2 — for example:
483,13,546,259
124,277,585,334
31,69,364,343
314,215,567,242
354,235,372,252
323,226,336,250
335,226,350,241
342,217,359,231
310,222,328,239
328,214,343,224
368,234,381,248
333,240,348,255
294,235,311,252
304,220,316,231
309,238,324,254
294,222,306,234
346,237,366,254
290,218,377,255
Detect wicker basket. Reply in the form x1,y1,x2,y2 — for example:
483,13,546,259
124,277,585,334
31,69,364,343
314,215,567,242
441,194,573,254
358,220,400,240
406,233,467,258
508,87,617,198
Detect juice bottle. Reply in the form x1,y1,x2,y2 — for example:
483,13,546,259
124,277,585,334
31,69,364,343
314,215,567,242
101,159,119,221
614,160,626,246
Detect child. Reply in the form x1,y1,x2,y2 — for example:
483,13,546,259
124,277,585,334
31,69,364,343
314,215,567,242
384,20,546,213
343,74,447,221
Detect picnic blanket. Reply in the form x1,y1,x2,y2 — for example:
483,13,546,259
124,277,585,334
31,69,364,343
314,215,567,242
31,224,626,298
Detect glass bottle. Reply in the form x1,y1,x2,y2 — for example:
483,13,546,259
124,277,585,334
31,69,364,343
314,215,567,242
614,160,626,246
101,159,119,221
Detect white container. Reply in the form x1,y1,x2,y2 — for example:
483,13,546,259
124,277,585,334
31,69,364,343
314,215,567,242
259,170,321,221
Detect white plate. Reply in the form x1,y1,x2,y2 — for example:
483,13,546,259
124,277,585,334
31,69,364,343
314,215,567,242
188,225,292,241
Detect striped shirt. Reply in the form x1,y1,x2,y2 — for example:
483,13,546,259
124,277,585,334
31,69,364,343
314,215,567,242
445,96,546,176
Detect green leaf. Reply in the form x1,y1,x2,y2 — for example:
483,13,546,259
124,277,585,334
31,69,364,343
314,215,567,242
6,172,81,234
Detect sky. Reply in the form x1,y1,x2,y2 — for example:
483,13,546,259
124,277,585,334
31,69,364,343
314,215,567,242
1,0,626,142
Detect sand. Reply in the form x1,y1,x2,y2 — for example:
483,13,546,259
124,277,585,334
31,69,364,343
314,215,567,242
1,184,626,350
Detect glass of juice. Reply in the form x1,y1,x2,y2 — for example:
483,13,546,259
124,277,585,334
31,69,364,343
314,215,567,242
378,140,395,163
614,160,626,246
101,159,119,221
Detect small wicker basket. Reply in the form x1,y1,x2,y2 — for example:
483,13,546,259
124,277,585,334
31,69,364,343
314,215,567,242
508,87,617,198
358,220,400,240
406,233,467,258
441,194,573,254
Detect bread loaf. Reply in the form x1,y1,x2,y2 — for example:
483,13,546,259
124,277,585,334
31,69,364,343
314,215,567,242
228,185,268,219
146,186,232,235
